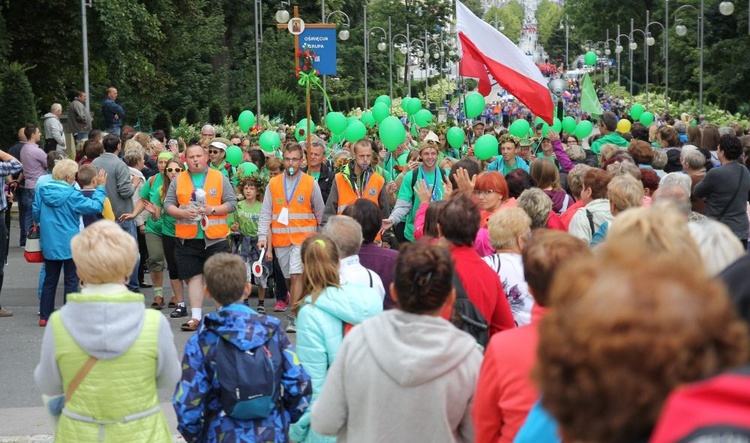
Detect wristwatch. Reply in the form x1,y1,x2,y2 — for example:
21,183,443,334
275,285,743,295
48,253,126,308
210,207,217,215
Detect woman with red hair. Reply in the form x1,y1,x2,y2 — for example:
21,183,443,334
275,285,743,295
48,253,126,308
474,171,512,228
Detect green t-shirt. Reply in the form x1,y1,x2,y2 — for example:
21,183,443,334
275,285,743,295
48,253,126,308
228,200,262,237
141,174,163,235
397,167,444,241
309,171,321,180
189,171,207,240
590,132,629,154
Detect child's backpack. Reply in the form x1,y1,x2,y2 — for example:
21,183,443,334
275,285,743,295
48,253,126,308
214,331,283,420
450,272,489,349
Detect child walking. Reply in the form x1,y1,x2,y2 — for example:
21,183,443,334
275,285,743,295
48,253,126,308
228,176,270,313
173,253,311,442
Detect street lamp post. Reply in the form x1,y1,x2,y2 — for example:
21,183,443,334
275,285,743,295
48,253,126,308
645,10,667,109
674,2,704,115
615,28,632,92
630,18,646,97
363,5,388,108
322,7,351,116
559,15,574,70
489,19,505,31
254,0,266,119
81,0,91,118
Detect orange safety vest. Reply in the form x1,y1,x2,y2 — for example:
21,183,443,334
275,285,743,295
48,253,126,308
334,170,385,214
269,173,318,247
174,169,229,240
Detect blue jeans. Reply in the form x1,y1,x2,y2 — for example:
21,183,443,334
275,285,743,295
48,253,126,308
39,258,78,320
106,126,121,136
19,188,34,246
74,133,88,143
117,220,140,291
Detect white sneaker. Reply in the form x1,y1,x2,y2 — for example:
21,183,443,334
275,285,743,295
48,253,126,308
285,315,296,333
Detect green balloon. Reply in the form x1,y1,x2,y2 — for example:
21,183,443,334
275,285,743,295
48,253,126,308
509,119,531,138
325,112,347,134
639,111,655,126
446,126,465,149
379,116,406,151
347,116,359,127
294,126,306,142
534,116,545,127
372,102,390,124
226,145,243,167
574,120,594,139
238,110,256,132
238,162,259,177
562,116,577,134
414,109,433,127
630,104,645,120
406,98,422,116
259,131,281,153
297,118,315,136
345,120,367,143
401,97,412,113
474,134,499,161
397,152,409,166
584,51,597,66
464,92,485,119
541,123,551,136
374,95,391,107
361,111,376,128
552,117,562,133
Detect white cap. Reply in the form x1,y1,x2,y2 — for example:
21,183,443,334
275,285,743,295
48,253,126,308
209,141,227,152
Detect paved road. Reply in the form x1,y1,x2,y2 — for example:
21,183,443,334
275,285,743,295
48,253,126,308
0,219,291,440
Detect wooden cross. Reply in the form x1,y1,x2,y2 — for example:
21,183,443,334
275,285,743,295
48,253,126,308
277,6,337,162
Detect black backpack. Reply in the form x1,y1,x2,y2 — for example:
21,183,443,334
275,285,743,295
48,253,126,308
214,331,283,420
450,272,490,349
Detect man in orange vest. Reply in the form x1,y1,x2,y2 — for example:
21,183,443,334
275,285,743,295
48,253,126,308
257,142,324,332
164,144,237,332
323,139,390,224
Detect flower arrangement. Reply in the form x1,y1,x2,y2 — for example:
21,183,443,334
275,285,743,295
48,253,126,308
297,44,319,77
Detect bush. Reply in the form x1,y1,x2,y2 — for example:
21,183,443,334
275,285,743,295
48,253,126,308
185,105,201,125
152,111,172,138
261,87,296,121
229,104,242,121
0,63,37,147
208,100,224,125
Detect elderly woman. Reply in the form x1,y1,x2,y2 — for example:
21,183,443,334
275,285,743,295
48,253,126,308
536,217,749,442
681,145,707,214
693,134,750,246
35,220,180,441
33,160,108,327
517,188,565,230
590,174,644,247
483,208,534,326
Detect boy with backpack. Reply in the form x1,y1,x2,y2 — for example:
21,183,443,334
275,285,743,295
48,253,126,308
173,253,312,443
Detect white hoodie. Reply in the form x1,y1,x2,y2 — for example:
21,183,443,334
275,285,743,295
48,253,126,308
311,310,482,443
42,112,65,151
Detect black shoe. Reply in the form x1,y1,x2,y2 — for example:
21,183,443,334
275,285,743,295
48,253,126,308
139,282,153,288
170,305,188,318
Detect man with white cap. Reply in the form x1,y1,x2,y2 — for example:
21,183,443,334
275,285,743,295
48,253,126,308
207,140,234,179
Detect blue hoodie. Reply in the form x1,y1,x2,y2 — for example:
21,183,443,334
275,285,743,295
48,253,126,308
174,304,312,443
486,156,530,175
32,180,105,260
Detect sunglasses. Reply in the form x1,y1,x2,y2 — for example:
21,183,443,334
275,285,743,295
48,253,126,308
166,167,182,173
208,149,222,155
473,189,496,195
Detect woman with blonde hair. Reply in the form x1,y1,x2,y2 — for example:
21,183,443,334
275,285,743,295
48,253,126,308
291,235,382,443
35,220,180,442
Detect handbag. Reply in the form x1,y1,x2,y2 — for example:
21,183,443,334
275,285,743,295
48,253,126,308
43,138,57,153
43,356,98,417
24,223,43,263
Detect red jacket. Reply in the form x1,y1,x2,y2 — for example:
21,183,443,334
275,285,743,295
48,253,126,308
449,245,515,336
472,305,547,443
559,200,585,229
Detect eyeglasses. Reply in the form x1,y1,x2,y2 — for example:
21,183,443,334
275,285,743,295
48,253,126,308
208,149,222,155
283,157,301,163
166,167,182,173
201,133,214,137
473,189,496,196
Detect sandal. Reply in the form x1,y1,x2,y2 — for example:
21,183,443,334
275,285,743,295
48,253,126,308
180,318,200,332
151,296,164,310
168,296,178,308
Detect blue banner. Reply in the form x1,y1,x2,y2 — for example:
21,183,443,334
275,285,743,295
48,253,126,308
300,28,337,75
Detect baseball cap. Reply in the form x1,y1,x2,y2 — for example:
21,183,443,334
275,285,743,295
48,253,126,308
209,141,227,152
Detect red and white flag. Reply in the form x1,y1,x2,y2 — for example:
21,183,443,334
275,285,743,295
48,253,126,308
456,0,554,124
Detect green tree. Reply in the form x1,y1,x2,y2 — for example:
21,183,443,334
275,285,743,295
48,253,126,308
0,63,37,148
484,2,524,44
536,0,564,49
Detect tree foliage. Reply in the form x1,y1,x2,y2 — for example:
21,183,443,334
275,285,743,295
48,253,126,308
484,2,525,44
536,0,564,49
0,63,38,148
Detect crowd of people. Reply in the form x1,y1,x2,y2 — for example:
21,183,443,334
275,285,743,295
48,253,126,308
0,85,746,441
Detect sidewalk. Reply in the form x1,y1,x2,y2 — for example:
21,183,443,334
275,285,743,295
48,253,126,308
0,403,184,442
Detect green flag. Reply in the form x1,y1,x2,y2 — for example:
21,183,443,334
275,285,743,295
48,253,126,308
580,73,603,118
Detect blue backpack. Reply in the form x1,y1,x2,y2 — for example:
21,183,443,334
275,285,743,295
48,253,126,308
215,332,283,420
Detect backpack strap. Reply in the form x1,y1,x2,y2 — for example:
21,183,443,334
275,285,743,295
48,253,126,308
560,194,571,213
410,168,447,204
452,271,469,300
366,269,373,288
65,356,98,404
586,209,595,236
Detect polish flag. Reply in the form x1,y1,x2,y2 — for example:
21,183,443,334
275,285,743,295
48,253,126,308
457,0,554,124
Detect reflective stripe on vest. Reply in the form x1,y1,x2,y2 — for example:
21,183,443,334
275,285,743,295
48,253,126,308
269,173,318,247
174,169,229,239
334,171,385,214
